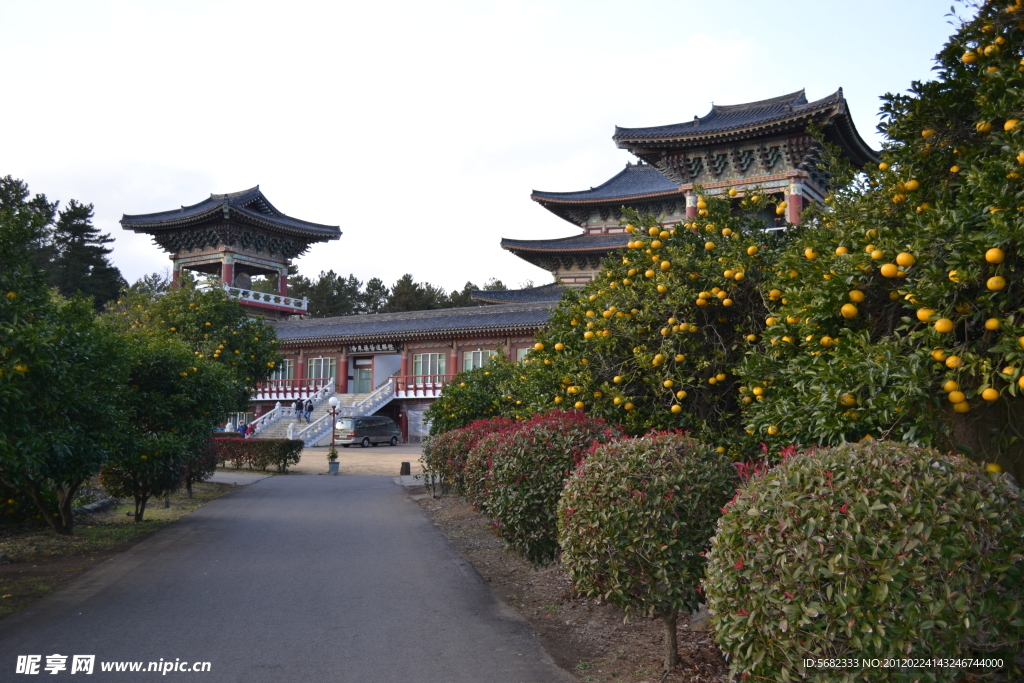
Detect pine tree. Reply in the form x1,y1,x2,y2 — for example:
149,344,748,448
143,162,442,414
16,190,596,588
360,277,389,313
48,200,124,308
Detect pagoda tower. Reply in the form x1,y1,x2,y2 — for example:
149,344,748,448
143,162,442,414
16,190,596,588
498,89,877,289
121,187,340,318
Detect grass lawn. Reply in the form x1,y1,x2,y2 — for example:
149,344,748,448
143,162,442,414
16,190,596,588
0,481,233,620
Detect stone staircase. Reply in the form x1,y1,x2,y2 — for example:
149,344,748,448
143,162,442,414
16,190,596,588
254,393,376,441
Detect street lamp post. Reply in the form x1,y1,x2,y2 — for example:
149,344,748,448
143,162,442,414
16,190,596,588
327,396,340,475
328,396,340,451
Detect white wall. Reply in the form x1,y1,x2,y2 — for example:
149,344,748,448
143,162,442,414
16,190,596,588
374,353,402,387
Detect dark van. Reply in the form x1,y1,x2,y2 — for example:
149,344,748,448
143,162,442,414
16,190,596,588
335,415,402,447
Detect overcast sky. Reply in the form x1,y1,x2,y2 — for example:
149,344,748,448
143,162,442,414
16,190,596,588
1,0,967,293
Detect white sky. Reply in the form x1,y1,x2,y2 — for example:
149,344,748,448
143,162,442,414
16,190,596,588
1,0,964,293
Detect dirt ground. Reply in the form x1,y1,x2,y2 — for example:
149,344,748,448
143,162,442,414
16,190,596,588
416,493,727,683
291,444,424,476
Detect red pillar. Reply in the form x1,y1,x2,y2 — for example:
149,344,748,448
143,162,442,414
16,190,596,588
337,354,348,393
400,352,409,392
278,271,288,296
787,190,804,225
171,266,181,290
685,193,697,220
449,348,459,380
221,261,234,286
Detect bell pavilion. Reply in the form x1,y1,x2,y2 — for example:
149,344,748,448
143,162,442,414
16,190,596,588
481,88,877,303
121,186,341,318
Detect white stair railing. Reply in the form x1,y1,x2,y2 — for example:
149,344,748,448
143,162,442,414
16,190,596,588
247,384,334,438
294,411,335,446
247,402,282,437
337,379,395,417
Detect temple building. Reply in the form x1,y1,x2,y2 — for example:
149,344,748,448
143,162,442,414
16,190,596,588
126,89,876,443
491,89,876,291
121,186,340,318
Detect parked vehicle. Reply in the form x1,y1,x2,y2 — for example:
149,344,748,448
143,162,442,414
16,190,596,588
335,415,402,448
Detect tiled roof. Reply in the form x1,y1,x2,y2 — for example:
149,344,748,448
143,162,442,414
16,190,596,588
471,283,565,304
501,233,629,253
121,186,340,241
613,90,830,140
531,163,678,204
271,302,553,344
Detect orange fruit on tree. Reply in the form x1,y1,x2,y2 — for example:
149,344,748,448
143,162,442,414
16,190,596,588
945,355,963,369
804,248,818,260
871,249,885,260
676,390,687,400
986,247,1005,263
767,425,779,435
987,276,1006,291
534,342,545,351
841,304,858,319
917,307,935,322
849,290,865,303
747,246,758,256
835,246,849,255
840,394,856,406
982,388,999,401
934,318,955,333
734,271,745,281
943,380,959,393
671,405,682,414
986,462,1003,473
985,318,1001,330
932,349,949,361
954,401,971,413
948,390,966,404
880,263,899,278
878,162,889,171
896,252,915,267
705,241,715,250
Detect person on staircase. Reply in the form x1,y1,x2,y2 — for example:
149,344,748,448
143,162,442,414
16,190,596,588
303,398,313,423
293,398,303,421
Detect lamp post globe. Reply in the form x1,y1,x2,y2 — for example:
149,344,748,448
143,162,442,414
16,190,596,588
328,396,340,452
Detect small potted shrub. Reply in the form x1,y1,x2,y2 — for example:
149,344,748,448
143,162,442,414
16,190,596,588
327,447,339,475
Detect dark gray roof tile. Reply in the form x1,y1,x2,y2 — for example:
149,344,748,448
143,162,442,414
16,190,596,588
471,283,565,304
501,233,629,252
121,186,340,240
271,302,553,343
532,163,677,203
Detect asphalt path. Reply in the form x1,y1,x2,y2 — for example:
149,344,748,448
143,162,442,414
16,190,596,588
0,476,571,683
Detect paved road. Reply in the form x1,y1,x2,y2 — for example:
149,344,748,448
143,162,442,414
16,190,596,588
0,477,571,683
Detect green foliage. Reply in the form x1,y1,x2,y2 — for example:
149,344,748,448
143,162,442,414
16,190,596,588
464,431,501,515
45,199,125,308
704,440,1024,682
424,353,520,435
99,335,237,521
558,432,736,669
210,437,303,472
482,411,616,565
1,177,129,534
420,417,515,494
105,283,280,410
516,201,786,450
737,3,1024,476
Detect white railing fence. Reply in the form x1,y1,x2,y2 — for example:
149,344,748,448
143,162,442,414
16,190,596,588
247,385,334,438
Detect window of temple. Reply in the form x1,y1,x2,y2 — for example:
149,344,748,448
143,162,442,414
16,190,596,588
306,356,337,383
413,353,447,384
269,359,295,381
516,348,529,363
463,349,497,371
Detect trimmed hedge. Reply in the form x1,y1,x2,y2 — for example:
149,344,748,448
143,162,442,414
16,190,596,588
557,432,736,669
211,437,304,473
421,417,515,494
704,440,1024,682
483,410,617,565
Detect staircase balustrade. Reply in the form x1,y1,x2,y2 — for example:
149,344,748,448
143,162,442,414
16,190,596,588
337,378,395,417
246,384,334,438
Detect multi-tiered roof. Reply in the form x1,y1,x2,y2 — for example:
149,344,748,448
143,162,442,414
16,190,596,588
491,89,877,292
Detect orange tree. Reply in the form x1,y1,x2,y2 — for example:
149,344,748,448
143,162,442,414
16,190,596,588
105,283,280,411
423,352,520,435
513,201,790,454
738,0,1024,478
